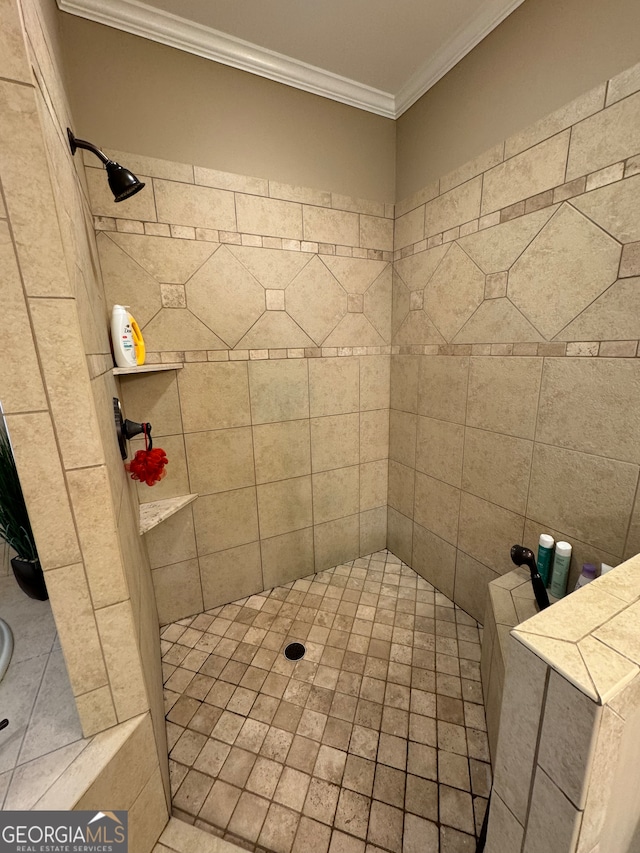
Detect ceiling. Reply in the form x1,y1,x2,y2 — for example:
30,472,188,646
57,0,525,118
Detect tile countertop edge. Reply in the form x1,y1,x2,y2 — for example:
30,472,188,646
509,552,640,704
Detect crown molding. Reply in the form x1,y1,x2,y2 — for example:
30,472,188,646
56,0,396,117
395,0,527,115
57,0,525,119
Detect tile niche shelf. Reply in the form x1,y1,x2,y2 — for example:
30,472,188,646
111,362,192,533
112,362,184,376
139,494,198,535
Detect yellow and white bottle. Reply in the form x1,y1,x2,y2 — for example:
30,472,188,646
111,304,145,368
130,313,145,365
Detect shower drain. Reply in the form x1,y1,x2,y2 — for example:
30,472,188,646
284,642,306,661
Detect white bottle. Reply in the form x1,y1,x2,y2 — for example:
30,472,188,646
111,304,137,368
549,541,572,599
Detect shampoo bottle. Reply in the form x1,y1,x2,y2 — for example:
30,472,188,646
111,304,137,368
549,541,572,598
536,534,555,586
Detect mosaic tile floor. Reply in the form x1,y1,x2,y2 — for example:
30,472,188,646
161,550,491,853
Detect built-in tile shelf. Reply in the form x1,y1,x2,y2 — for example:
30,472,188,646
139,494,198,535
113,363,184,376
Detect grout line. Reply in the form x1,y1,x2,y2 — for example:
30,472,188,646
520,667,551,847
563,127,572,184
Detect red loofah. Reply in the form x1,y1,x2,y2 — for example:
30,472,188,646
125,424,168,486
126,446,168,486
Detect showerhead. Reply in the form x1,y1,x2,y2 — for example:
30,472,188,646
67,129,145,202
510,544,537,573
105,161,145,202
511,543,551,611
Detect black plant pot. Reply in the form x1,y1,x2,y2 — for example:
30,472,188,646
10,557,48,601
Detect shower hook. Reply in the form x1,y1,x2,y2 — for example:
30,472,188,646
113,397,153,460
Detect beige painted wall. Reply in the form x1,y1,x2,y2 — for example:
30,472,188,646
396,0,640,199
58,0,640,202
59,15,396,202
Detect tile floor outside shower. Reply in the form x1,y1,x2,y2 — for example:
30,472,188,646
160,550,491,853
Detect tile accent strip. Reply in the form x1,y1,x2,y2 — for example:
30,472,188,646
94,215,393,262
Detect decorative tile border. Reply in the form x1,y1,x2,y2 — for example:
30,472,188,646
391,341,640,358
94,215,393,262
88,341,640,381
88,347,394,380
393,154,639,262
150,345,393,363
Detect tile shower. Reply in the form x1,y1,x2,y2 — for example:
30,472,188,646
161,551,489,852
91,75,640,642
102,71,640,852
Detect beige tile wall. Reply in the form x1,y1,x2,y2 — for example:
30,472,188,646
389,61,640,624
91,150,394,626
123,354,390,624
480,568,537,763
0,2,169,844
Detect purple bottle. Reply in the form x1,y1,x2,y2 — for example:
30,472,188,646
574,563,597,591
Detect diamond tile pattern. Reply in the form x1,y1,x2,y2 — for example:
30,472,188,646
97,235,392,350
423,244,485,342
286,256,347,345
162,550,490,853
508,204,620,339
186,246,266,347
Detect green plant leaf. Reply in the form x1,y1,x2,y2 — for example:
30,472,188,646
0,424,38,561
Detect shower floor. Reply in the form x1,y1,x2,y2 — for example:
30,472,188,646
161,550,490,853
